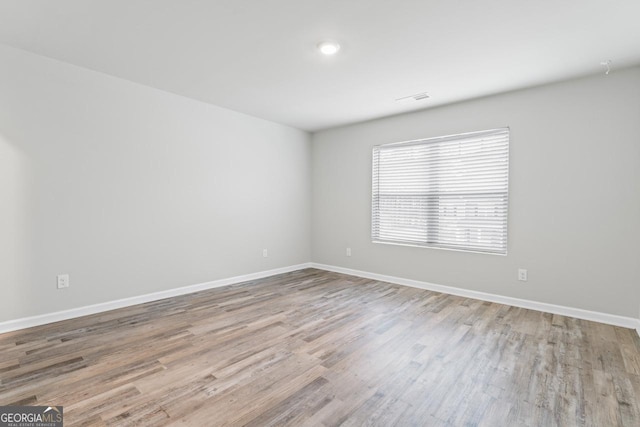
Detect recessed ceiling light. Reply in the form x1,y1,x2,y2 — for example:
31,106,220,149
317,41,340,56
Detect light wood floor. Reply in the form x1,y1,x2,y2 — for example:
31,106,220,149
1,269,639,426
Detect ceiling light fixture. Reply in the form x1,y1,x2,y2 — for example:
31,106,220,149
317,41,340,56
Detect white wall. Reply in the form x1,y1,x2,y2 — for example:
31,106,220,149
0,44,311,323
312,67,640,318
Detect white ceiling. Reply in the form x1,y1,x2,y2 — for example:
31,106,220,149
0,1,639,132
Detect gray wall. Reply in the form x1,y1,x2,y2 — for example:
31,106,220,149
312,66,640,318
2,41,639,324
0,44,311,323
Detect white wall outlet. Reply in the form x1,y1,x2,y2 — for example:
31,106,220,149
518,269,528,282
57,274,70,289
262,249,268,258
346,247,352,257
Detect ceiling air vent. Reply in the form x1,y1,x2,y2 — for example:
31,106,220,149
395,92,430,102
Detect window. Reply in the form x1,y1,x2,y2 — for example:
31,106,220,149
372,128,509,255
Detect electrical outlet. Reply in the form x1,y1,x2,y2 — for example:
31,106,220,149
262,249,268,258
518,269,528,282
57,274,70,289
346,247,352,257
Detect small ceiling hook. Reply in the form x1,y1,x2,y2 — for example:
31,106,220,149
600,60,612,75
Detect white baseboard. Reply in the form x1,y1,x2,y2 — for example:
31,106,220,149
2,262,639,338
310,263,640,334
0,263,312,334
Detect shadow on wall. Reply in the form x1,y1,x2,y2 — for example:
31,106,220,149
0,131,35,319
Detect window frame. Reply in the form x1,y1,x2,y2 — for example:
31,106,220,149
371,128,510,256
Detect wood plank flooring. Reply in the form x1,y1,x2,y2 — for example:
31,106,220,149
1,268,639,426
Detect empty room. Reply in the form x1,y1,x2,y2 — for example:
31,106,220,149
1,1,640,426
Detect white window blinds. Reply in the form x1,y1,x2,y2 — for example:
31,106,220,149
372,128,509,255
